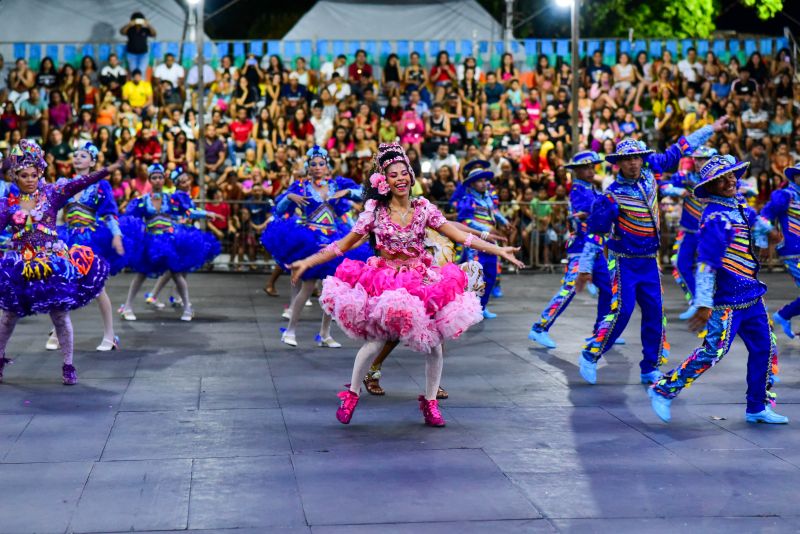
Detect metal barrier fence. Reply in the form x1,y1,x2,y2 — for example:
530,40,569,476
182,198,688,273
0,34,789,72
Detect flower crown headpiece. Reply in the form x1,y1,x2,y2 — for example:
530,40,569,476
10,139,47,173
375,142,414,179
74,141,99,162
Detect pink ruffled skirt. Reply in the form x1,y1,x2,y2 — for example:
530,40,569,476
320,255,483,353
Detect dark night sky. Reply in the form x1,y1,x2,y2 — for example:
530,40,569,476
201,0,800,39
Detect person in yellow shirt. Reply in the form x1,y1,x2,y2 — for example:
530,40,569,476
122,69,153,111
682,99,715,136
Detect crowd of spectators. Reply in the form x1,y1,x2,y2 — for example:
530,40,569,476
0,14,797,268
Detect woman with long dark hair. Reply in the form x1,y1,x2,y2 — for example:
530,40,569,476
290,143,522,426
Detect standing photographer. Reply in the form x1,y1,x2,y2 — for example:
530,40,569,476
120,12,157,78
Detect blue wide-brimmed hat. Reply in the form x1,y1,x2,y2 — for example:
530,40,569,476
462,159,490,177
689,146,717,159
564,150,602,169
785,163,800,182
462,166,494,187
693,154,750,199
605,138,654,164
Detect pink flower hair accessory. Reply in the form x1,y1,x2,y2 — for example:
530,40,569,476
369,173,391,195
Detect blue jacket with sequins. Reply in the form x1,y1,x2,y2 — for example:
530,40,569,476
579,126,714,272
759,183,800,257
566,179,602,255
693,196,768,308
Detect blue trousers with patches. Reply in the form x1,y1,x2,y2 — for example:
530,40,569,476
581,254,667,374
777,257,800,320
672,230,699,303
532,253,611,334
653,298,777,414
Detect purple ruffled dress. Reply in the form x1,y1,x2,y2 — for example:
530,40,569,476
0,170,110,317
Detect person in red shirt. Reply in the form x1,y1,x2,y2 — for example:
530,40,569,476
348,49,373,98
430,50,457,103
205,187,233,243
287,107,315,152
132,128,162,166
227,107,255,164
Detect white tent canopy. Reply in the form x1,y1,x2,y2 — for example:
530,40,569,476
284,0,505,41
0,0,204,43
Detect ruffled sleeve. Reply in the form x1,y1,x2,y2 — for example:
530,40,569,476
352,199,377,235
420,198,447,229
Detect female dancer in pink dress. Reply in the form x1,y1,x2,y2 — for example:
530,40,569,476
291,143,523,427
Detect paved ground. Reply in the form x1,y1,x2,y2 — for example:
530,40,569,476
1,269,800,533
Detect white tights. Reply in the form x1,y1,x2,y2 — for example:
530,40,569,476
125,272,191,313
285,279,332,338
348,341,444,400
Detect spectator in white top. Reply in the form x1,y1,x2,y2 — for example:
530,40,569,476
678,86,699,115
187,59,216,110
456,56,483,83
217,54,239,82
310,102,333,147
430,142,459,175
154,53,185,98
320,54,347,83
326,72,351,101
488,146,510,176
677,47,705,94
99,53,127,98
742,96,771,151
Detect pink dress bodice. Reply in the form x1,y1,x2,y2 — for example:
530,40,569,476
353,198,447,258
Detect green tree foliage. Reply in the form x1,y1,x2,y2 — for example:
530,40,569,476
740,0,784,19
582,0,783,39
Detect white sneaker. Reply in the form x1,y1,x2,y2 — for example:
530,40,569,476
121,308,137,321
281,331,297,347
281,309,292,320
96,336,119,351
181,308,194,322
304,299,312,307
45,330,60,351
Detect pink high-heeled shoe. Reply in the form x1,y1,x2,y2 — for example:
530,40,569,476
336,389,359,424
418,395,446,427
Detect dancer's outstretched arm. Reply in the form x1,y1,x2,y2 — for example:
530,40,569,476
437,222,524,269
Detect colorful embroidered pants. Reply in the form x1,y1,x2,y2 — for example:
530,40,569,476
652,299,777,414
532,253,611,334
672,230,698,303
581,254,668,374
777,257,800,321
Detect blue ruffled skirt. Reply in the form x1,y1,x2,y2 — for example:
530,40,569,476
0,245,109,317
260,216,372,280
120,216,218,277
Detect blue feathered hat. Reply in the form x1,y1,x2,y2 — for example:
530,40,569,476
74,141,99,161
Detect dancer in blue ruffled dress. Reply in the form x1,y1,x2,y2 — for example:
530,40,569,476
45,142,132,352
261,145,371,347
119,164,212,322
